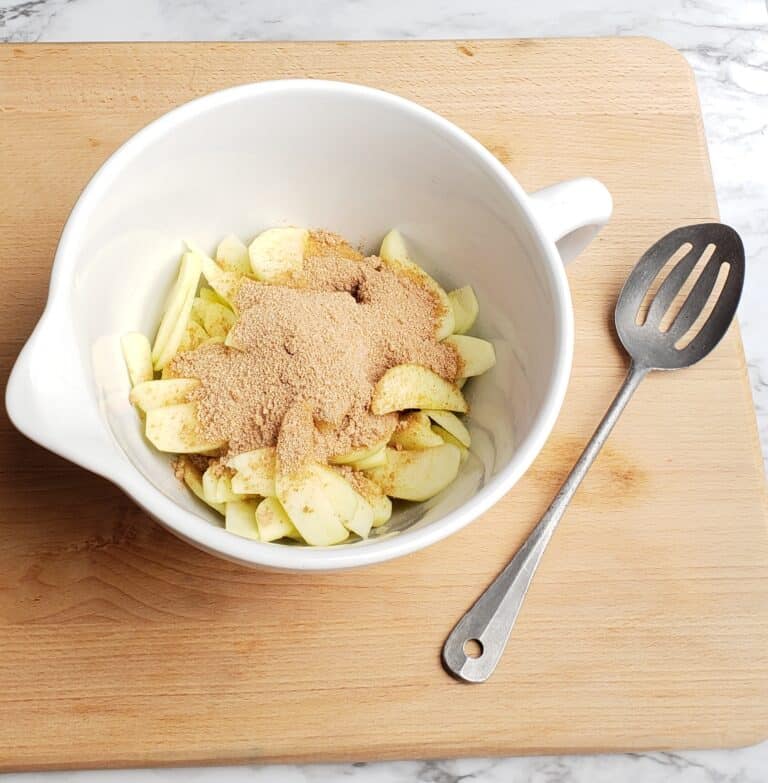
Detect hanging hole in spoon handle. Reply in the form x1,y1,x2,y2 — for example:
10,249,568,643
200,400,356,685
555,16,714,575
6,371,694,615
442,504,561,682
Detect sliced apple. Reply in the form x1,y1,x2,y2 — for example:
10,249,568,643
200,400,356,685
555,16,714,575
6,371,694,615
456,376,468,389
371,493,393,527
129,378,200,412
178,456,225,515
202,465,243,504
296,464,376,539
152,251,202,370
201,466,222,504
249,227,309,283
323,465,373,538
199,286,229,307
276,463,350,546
121,332,153,387
218,474,243,502
444,335,496,377
365,443,461,501
189,297,205,327
345,494,374,539
371,364,467,415
155,284,199,370
423,409,471,448
350,446,387,470
379,229,454,339
329,436,390,466
186,240,242,305
216,234,252,276
432,424,469,464
389,411,444,450
191,298,236,339
321,466,360,520
145,402,225,453
178,320,209,354
256,496,301,542
352,474,393,528
448,285,479,334
228,447,277,496
225,500,261,541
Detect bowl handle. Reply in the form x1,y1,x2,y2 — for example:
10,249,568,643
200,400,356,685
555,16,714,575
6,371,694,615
529,177,613,265
5,309,123,481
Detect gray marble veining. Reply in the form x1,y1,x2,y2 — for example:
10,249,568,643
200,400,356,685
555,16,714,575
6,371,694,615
1,0,767,781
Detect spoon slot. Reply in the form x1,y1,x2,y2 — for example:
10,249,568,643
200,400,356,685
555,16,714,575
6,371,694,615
657,243,716,332
673,261,731,350
635,241,692,326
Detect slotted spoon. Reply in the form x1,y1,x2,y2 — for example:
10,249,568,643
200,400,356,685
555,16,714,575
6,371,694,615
443,223,745,683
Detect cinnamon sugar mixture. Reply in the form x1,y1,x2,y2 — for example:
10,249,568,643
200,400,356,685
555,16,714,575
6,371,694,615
169,230,459,473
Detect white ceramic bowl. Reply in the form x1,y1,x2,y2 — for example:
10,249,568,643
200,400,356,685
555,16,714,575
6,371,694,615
6,80,611,571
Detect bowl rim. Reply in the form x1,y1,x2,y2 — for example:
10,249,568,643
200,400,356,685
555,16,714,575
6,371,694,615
6,78,573,571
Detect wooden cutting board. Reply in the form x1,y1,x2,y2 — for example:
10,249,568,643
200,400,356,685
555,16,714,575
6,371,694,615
1,39,767,771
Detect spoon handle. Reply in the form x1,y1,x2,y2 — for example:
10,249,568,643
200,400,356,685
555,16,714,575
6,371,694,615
442,361,648,683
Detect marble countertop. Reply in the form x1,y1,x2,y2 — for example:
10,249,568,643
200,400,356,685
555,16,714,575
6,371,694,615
2,0,767,781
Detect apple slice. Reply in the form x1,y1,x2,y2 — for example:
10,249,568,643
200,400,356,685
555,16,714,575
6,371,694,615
389,411,444,450
216,234,252,276
432,424,469,464
371,493,393,527
129,378,200,412
217,474,243,502
249,227,309,283
276,463,350,546
329,436,390,466
228,448,277,496
444,335,496,377
379,229,454,339
353,474,393,528
202,466,243,504
189,297,205,327
256,497,301,542
186,240,242,306
152,251,202,370
199,286,229,307
371,364,467,415
225,500,261,541
121,332,153,387
177,456,225,515
365,443,461,501
154,277,199,371
350,446,387,470
297,465,376,539
145,402,225,453
289,464,375,539
345,494,374,539
423,409,471,448
322,465,373,538
448,286,479,334
191,298,236,339
178,320,209,354
201,466,222,504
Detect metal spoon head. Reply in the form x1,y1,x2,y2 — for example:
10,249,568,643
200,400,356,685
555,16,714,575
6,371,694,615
614,223,744,370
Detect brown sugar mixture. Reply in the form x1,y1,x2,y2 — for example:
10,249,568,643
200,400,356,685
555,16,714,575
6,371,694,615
169,230,460,473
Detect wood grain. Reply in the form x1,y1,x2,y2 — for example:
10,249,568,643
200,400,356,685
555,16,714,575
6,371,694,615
0,39,767,771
